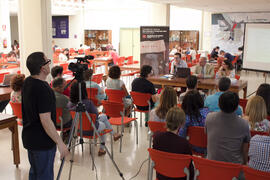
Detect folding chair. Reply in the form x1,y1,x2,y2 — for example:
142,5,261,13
243,165,270,180
9,102,22,126
187,126,207,156
86,88,100,107
250,130,269,137
239,98,248,114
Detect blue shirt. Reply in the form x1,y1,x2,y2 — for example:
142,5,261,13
204,92,242,116
179,108,209,154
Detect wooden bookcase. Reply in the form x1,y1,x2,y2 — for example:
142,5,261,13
169,30,199,51
84,30,112,50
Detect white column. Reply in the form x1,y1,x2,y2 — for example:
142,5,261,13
18,0,53,76
0,0,12,53
165,4,170,27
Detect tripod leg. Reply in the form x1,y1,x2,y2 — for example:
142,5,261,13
68,137,76,180
110,133,113,160
135,120,138,145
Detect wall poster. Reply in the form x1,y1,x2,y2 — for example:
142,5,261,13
52,16,69,38
140,26,169,76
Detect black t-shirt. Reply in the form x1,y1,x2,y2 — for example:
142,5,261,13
131,77,156,111
22,76,56,150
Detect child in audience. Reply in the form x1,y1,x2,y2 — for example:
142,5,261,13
10,74,25,103
243,96,270,132
153,107,193,180
149,87,177,122
179,90,209,154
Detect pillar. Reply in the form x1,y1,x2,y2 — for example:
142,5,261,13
18,0,53,76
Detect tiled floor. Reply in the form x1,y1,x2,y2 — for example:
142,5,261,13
1,70,270,180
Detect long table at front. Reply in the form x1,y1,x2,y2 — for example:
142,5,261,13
148,76,248,98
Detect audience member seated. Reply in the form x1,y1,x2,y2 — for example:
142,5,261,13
169,45,178,56
51,65,70,97
205,92,250,165
52,78,72,129
132,65,158,127
204,77,242,116
219,50,234,62
210,46,219,60
216,60,235,79
7,51,18,63
153,107,193,180
106,65,132,115
248,134,270,172
59,48,69,62
10,74,25,103
68,81,121,156
179,90,209,154
149,87,177,122
194,57,215,79
170,53,188,74
179,75,205,103
84,69,106,103
256,83,270,116
243,96,270,132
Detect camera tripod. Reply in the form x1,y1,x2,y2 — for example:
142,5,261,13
56,81,125,180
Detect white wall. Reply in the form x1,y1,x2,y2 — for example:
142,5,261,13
83,0,170,52
0,0,12,53
53,13,84,49
10,16,19,44
201,11,212,52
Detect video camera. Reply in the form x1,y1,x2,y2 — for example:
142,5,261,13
68,55,94,82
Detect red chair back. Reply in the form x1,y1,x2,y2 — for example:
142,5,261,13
69,48,75,54
130,91,152,107
86,88,99,106
126,56,133,65
56,107,63,125
192,156,242,180
243,165,270,180
187,126,207,148
60,63,68,71
10,102,22,119
207,54,211,60
235,74,240,80
196,54,201,60
250,130,269,137
0,72,9,83
92,73,103,84
78,49,84,55
239,98,248,114
231,56,239,65
186,54,191,61
148,148,192,178
117,57,125,66
105,89,126,104
148,121,166,133
102,100,124,118
70,111,96,132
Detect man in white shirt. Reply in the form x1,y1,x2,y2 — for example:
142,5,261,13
170,53,188,74
194,57,215,79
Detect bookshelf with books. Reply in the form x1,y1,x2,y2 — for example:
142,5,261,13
84,30,112,50
169,30,199,51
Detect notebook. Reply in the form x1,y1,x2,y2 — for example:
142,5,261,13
0,74,16,87
175,68,191,78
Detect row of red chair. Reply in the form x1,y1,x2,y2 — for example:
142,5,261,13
148,148,270,180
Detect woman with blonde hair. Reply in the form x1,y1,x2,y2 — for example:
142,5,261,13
243,95,270,132
149,86,177,122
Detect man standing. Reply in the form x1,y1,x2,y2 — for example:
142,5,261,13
194,57,215,78
205,92,250,165
22,52,69,180
170,52,188,74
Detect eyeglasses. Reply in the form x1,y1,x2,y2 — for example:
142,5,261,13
42,59,51,66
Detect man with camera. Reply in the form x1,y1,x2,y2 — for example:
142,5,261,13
22,52,69,180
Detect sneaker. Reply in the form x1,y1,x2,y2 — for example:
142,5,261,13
98,149,106,156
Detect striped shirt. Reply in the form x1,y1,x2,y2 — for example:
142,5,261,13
248,135,270,172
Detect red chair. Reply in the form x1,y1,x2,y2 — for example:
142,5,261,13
55,108,70,137
60,63,68,72
69,48,75,55
186,54,191,62
196,54,201,61
231,55,239,65
78,49,84,55
250,130,269,137
105,89,126,104
92,73,103,84
148,121,166,147
187,126,207,156
243,165,270,180
192,156,242,180
117,57,125,66
0,72,9,83
102,100,137,152
126,56,133,65
239,98,248,114
86,88,99,106
148,148,192,180
207,54,211,60
9,102,22,126
130,91,152,127
70,111,113,162
235,74,240,80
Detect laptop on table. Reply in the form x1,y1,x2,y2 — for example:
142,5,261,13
175,67,191,78
0,74,16,87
